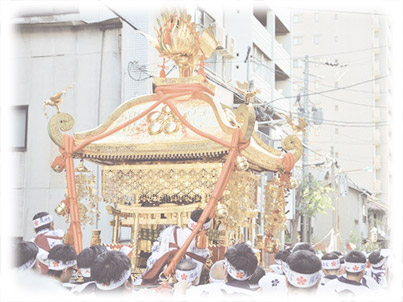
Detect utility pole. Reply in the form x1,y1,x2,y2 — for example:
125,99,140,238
245,46,251,90
330,145,337,244
300,55,309,242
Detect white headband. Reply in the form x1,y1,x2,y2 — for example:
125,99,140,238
80,267,91,278
175,267,198,283
188,217,211,230
33,215,53,228
224,258,250,281
17,257,36,271
370,257,386,268
95,269,131,291
48,259,76,271
344,261,366,273
321,258,341,270
284,266,321,288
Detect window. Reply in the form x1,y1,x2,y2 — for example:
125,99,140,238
293,36,303,46
11,105,28,151
314,13,319,22
314,35,320,45
293,15,303,23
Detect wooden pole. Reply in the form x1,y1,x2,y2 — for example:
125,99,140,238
162,129,241,277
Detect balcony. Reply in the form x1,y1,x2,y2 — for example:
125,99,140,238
274,39,291,76
272,8,291,32
252,16,273,59
273,88,289,112
253,74,272,103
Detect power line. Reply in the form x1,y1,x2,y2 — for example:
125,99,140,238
317,127,376,143
251,58,390,109
291,7,388,16
268,75,390,104
293,46,388,59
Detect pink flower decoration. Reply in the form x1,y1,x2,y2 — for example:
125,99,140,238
297,276,307,285
181,274,188,280
353,265,359,271
331,261,337,267
236,271,245,279
52,261,59,267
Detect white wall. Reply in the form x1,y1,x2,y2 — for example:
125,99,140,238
11,20,122,246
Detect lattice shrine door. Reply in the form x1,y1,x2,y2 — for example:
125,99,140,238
102,162,259,270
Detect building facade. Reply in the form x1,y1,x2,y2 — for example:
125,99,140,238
291,9,391,247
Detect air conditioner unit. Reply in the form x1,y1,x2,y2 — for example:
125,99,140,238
214,24,226,50
225,34,236,59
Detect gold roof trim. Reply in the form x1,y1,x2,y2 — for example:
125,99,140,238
74,94,158,141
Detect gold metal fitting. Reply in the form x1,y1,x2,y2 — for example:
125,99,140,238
75,159,89,173
235,156,249,171
90,229,102,246
54,200,67,216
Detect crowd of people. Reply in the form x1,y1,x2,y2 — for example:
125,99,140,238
12,210,391,299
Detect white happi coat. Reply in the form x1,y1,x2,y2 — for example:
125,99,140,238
364,267,387,289
258,272,287,296
135,225,209,285
324,276,372,298
185,281,260,298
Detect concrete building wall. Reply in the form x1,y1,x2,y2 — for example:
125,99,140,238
293,11,376,193
11,19,122,244
313,187,368,248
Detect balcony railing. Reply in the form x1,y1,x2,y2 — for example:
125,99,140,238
272,8,291,32
273,39,291,76
253,74,272,103
252,16,273,59
273,88,289,112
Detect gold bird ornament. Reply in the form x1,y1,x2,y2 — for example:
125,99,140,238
280,112,307,134
43,87,71,118
235,81,261,105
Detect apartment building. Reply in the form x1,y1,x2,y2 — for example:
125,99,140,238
292,9,391,246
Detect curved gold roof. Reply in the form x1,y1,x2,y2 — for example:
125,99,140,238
49,85,301,172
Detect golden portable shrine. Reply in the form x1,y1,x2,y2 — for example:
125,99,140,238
45,9,303,279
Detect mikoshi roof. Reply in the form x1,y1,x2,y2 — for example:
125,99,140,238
50,83,302,172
